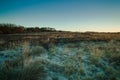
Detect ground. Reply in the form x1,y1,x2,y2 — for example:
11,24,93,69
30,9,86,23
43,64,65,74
0,32,120,80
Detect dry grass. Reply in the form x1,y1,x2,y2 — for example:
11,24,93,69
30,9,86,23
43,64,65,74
0,58,45,80
0,37,120,80
0,41,46,80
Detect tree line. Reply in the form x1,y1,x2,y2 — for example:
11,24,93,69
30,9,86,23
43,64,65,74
0,23,56,34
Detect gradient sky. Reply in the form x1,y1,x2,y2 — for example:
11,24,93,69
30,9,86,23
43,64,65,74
0,0,120,32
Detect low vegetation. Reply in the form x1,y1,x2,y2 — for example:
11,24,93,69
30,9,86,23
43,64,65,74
0,40,120,80
0,45,46,80
0,23,120,80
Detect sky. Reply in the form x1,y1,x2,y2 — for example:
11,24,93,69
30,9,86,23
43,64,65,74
0,0,120,32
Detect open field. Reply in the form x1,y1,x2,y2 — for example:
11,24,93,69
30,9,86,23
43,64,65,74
0,32,120,80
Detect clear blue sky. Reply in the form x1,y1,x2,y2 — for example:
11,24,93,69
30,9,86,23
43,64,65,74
0,0,120,32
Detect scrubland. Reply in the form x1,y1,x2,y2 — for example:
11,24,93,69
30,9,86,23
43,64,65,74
0,32,120,80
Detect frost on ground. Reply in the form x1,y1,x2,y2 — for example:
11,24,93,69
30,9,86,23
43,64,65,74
0,41,120,80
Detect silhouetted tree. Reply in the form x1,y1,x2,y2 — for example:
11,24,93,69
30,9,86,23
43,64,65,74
40,27,56,32
0,23,57,34
0,24,25,34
